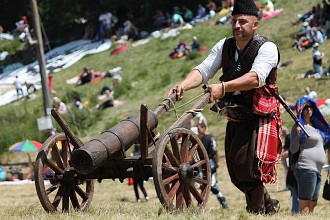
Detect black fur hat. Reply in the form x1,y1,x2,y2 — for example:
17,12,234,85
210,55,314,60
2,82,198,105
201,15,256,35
231,0,258,17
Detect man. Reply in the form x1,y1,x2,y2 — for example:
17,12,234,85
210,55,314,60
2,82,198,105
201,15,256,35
197,122,228,209
99,10,112,39
168,0,281,214
312,43,325,79
13,75,23,98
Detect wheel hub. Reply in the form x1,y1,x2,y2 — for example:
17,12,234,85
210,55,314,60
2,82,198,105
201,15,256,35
179,163,194,180
62,167,77,185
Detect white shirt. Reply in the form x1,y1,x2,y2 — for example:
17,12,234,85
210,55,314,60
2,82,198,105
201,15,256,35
266,1,275,13
194,37,278,87
14,79,22,89
99,12,112,25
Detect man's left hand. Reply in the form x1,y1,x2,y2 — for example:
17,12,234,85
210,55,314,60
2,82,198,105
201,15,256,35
204,84,224,103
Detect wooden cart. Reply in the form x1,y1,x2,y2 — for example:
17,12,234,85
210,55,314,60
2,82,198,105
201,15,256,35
35,93,211,212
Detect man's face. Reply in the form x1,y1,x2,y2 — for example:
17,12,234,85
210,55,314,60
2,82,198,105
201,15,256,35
231,14,258,42
197,125,206,135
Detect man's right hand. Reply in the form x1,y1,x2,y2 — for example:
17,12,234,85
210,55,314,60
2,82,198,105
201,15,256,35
168,84,185,101
167,69,204,101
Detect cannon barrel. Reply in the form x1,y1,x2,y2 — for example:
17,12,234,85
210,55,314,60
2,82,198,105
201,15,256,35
71,110,158,174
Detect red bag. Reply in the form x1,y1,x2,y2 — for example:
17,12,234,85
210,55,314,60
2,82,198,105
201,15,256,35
253,85,278,116
128,178,134,186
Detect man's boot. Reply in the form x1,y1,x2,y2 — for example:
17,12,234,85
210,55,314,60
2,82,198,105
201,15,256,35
217,196,228,209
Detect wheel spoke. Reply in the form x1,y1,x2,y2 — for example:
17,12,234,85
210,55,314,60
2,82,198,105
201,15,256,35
74,185,89,201
162,163,179,173
187,182,203,203
176,184,186,210
62,187,70,212
183,182,192,207
180,134,190,163
170,136,181,163
164,145,179,166
52,185,65,208
201,185,208,199
191,159,206,169
193,177,208,185
186,143,198,163
46,184,60,195
188,183,203,203
52,145,64,170
45,158,64,174
167,180,180,202
69,186,80,209
163,173,179,185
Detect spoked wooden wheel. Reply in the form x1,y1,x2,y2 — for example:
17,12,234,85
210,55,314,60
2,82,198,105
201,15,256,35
153,127,211,211
35,132,94,212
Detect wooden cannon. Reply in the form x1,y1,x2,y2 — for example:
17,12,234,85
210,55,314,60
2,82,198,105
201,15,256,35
35,93,211,212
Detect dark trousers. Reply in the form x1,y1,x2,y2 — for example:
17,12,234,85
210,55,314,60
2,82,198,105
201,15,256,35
225,120,271,213
133,178,148,200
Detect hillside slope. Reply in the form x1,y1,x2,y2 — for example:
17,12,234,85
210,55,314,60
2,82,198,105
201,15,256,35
0,0,329,157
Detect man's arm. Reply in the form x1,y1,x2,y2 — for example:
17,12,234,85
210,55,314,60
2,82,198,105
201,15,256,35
315,52,325,61
206,71,259,102
167,69,203,101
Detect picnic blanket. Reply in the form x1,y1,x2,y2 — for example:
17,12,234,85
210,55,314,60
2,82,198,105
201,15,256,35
0,39,111,107
262,9,284,20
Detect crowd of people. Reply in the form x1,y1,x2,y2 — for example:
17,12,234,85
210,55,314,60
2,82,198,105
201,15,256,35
0,15,36,45
290,1,330,79
292,1,330,51
80,1,237,44
168,36,205,59
0,153,35,182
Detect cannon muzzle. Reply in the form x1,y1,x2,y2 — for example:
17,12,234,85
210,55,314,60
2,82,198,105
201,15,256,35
71,110,158,174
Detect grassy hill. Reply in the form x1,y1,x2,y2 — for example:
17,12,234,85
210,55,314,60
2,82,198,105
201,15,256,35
1,0,329,157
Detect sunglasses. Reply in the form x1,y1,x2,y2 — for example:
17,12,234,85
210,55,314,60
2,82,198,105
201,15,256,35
303,104,313,110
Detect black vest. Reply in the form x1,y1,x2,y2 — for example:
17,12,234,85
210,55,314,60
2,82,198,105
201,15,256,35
220,36,279,108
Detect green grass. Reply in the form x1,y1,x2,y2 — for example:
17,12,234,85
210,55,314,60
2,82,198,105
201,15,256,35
1,152,330,220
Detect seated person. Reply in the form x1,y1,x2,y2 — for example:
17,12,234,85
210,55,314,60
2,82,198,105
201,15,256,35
311,27,324,44
293,22,312,51
53,97,68,114
292,8,313,26
100,85,112,95
262,0,274,16
195,4,207,19
123,20,140,41
190,36,201,51
8,166,24,181
77,66,93,85
96,88,114,110
294,21,312,39
169,39,189,59
183,6,193,23
171,12,185,28
153,9,167,28
71,93,85,109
